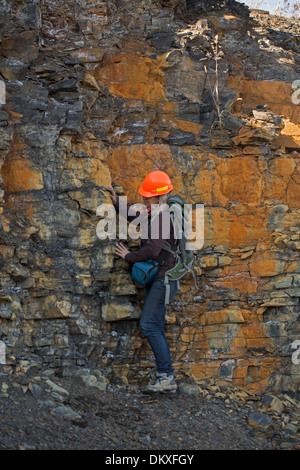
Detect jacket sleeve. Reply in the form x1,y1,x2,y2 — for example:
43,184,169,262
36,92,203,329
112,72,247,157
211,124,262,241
125,212,172,263
125,237,166,263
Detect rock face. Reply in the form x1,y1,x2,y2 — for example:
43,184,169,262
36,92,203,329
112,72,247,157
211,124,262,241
0,0,299,393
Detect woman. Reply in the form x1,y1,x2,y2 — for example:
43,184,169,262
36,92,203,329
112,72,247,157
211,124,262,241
106,170,179,393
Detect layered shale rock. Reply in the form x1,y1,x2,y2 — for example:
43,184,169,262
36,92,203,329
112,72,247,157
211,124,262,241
0,0,299,393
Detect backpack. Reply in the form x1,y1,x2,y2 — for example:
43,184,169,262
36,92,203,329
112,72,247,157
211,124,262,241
162,195,197,305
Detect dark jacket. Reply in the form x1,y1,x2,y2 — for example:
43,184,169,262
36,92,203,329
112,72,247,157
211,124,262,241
114,199,177,278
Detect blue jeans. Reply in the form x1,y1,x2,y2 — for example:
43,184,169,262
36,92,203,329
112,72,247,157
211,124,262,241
139,277,179,375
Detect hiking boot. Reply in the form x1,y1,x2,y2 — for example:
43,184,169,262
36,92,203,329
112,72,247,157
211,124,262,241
146,373,177,394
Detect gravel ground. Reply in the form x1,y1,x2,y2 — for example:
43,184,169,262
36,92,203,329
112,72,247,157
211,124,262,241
1,370,299,452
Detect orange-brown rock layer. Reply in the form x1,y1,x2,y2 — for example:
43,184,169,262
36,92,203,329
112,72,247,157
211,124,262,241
0,1,299,393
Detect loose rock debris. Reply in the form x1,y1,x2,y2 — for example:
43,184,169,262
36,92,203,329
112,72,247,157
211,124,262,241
0,370,299,450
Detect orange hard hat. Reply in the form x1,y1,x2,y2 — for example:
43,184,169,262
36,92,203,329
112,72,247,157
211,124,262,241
138,170,173,198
